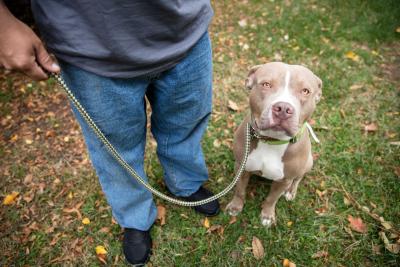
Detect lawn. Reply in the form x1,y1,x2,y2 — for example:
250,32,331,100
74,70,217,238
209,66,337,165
1,0,399,266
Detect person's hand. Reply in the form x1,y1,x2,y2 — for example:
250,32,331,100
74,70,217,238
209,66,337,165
0,2,60,80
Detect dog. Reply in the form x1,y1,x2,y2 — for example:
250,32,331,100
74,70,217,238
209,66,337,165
225,62,322,227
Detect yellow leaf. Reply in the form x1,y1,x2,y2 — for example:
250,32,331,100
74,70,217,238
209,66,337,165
287,221,293,227
82,218,91,225
10,134,18,142
3,191,19,205
25,139,33,145
203,217,210,229
95,245,107,255
283,258,296,267
345,51,360,62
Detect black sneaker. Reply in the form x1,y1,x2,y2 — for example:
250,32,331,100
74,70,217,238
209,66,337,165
123,228,152,266
181,186,220,216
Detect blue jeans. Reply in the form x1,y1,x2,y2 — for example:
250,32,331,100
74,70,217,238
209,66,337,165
60,32,212,230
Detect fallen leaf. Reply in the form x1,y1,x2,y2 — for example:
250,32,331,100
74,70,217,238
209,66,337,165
345,51,360,62
252,236,264,260
229,216,237,225
364,122,378,132
157,205,166,226
23,174,33,184
3,191,19,205
343,197,351,206
96,245,108,263
99,227,110,233
228,100,239,111
63,207,82,219
283,258,296,267
95,245,107,255
207,224,224,236
372,244,381,255
237,235,245,243
203,217,210,229
379,231,399,254
82,217,91,225
347,215,367,233
213,139,221,148
312,250,328,258
350,84,363,90
238,19,247,28
381,221,392,230
25,139,33,145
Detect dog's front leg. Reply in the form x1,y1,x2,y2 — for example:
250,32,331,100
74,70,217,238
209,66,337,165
261,179,291,227
225,168,250,216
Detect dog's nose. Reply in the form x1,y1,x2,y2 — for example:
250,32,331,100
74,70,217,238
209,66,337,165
272,102,294,120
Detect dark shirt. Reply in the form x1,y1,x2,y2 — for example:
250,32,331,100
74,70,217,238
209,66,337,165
31,0,213,78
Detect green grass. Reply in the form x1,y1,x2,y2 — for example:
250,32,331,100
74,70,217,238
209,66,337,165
1,0,399,266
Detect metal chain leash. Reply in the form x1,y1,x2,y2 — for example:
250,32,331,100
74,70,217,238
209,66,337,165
50,72,251,206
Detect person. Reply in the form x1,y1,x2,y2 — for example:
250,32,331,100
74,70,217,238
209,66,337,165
0,1,220,265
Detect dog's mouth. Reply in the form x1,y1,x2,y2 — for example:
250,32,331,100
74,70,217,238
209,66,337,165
254,112,299,137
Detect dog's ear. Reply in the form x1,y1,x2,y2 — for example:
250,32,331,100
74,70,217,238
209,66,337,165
245,65,262,90
314,75,323,103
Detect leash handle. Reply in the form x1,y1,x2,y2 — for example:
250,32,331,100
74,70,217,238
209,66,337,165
49,72,251,206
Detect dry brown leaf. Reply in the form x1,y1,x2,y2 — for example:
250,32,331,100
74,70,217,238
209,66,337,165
23,174,33,184
372,245,381,255
63,207,82,220
364,122,378,132
97,254,107,265
347,215,367,233
213,139,221,148
228,100,239,111
311,250,328,258
207,224,224,236
379,231,400,254
252,236,264,260
229,216,237,225
350,84,363,90
157,205,166,226
238,19,247,28
381,221,392,230
343,197,351,206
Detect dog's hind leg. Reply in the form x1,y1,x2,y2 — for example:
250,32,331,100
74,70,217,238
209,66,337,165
283,176,303,201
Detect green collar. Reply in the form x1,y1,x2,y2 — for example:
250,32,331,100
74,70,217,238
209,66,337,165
250,123,307,145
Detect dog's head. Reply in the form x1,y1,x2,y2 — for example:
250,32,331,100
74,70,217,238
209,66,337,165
246,62,322,138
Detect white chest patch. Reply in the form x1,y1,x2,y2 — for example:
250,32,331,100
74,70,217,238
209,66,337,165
245,142,288,181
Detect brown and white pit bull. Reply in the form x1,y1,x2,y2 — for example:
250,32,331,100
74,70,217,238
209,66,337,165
226,62,322,227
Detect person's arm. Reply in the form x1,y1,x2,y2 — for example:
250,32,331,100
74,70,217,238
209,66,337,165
0,0,59,80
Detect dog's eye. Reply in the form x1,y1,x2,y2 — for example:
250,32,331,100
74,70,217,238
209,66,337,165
302,88,310,95
262,82,271,88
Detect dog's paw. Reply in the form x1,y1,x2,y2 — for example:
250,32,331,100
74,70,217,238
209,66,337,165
283,190,295,201
260,214,276,227
225,198,244,216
